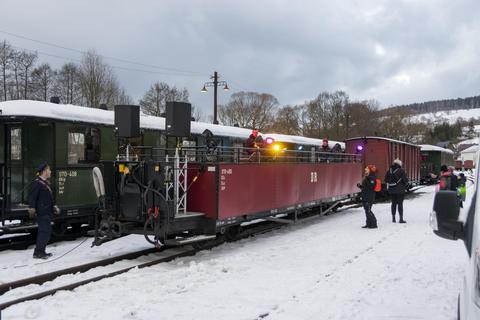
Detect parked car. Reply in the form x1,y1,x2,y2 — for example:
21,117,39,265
430,162,479,319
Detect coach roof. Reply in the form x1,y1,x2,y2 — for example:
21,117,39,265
0,100,253,139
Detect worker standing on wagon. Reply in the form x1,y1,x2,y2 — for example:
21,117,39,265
28,162,59,259
245,130,259,155
357,164,378,229
385,159,408,223
321,138,330,152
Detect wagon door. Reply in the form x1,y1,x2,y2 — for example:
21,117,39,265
1,124,25,223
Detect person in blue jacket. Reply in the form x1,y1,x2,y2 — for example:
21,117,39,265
28,162,58,259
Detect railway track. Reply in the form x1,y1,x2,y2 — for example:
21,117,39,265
0,213,322,310
0,246,196,310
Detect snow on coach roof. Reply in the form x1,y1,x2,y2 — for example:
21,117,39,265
0,100,253,139
419,144,454,154
263,133,345,149
345,136,419,148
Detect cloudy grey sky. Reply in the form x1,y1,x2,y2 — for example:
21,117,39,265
1,0,479,117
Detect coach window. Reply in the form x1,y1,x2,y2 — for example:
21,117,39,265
68,128,101,164
68,131,85,164
10,128,22,160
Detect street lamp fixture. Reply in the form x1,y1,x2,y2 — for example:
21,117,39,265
201,71,229,125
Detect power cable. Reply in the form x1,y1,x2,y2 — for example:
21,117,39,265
10,44,206,77
0,29,206,76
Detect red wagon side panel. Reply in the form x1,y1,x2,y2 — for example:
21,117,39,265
187,162,362,220
217,162,362,220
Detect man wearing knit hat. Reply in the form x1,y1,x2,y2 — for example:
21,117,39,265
27,162,56,259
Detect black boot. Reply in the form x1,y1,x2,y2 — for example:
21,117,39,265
33,251,52,259
399,214,406,223
392,215,396,223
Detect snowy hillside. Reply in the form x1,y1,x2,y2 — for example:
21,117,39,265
412,108,480,125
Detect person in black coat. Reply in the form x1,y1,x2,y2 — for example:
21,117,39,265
357,164,378,229
385,159,409,223
28,162,58,259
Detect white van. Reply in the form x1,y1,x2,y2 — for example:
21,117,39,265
430,167,480,319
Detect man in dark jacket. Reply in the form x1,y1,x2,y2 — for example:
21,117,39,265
385,159,408,223
357,164,378,229
28,162,57,259
245,130,259,156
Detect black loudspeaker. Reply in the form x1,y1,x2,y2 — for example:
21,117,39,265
166,102,191,137
114,105,140,138
50,96,60,104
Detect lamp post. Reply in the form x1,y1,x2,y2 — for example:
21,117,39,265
201,71,229,125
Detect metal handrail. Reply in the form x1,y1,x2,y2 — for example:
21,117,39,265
115,145,361,165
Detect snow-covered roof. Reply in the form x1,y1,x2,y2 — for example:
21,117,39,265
460,145,479,154
458,137,479,146
345,136,419,148
262,133,345,149
0,100,253,139
419,144,454,154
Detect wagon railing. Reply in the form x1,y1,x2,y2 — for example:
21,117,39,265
115,145,362,164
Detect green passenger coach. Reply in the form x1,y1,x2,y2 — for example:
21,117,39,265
0,100,252,235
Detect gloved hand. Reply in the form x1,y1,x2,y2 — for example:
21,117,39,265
356,183,362,189
27,208,36,219
54,205,61,215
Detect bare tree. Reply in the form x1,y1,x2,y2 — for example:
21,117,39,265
191,104,204,122
139,82,189,116
112,88,133,106
19,51,38,99
298,90,349,140
0,40,13,101
269,105,301,134
32,63,55,101
10,50,22,99
218,91,277,130
79,50,119,108
54,63,82,104
344,100,380,139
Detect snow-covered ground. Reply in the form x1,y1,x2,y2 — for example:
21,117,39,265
1,185,470,320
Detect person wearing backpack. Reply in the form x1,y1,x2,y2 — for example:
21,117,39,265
357,164,378,229
385,159,408,223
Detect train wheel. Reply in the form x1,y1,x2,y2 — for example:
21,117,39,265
225,226,241,242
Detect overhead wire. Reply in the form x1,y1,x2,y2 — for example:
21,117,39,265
2,30,251,93
10,44,206,77
0,29,205,76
